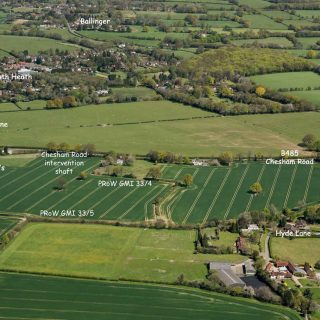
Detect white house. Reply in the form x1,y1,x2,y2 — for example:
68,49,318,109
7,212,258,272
192,159,208,166
116,159,124,165
247,224,260,231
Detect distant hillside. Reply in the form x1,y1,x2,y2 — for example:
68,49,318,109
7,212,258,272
177,47,316,80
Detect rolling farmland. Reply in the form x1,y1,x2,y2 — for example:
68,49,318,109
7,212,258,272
270,237,320,265
0,157,319,224
0,223,245,281
0,217,18,236
251,72,320,91
0,272,301,320
0,35,82,54
2,104,320,156
0,0,320,317
162,163,320,224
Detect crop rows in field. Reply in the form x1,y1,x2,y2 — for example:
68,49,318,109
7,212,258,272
0,157,168,221
0,158,319,224
0,272,300,320
161,162,320,224
0,217,18,236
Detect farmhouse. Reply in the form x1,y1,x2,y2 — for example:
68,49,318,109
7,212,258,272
241,224,260,234
116,159,124,165
264,260,307,280
235,237,246,254
191,159,208,166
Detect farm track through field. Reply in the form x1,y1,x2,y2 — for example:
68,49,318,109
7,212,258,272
144,185,168,220
1,159,319,223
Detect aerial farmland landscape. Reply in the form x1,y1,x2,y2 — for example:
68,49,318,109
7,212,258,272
0,0,320,319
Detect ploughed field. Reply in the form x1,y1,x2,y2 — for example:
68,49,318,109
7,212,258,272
0,272,300,320
0,158,319,223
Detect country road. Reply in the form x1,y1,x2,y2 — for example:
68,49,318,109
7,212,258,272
263,232,271,263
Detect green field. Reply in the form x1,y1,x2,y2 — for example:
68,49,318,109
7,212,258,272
111,87,161,100
251,72,320,90
296,10,320,18
0,35,82,54
1,100,320,155
0,154,38,167
0,158,319,224
270,237,320,265
0,102,19,112
238,0,270,9
298,38,320,49
243,15,287,30
0,217,18,236
161,162,320,223
17,100,47,110
0,272,300,320
0,223,244,281
232,37,293,47
289,91,320,108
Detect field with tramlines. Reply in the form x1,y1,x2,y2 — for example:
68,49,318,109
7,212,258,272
0,272,301,320
0,158,319,224
0,157,168,221
161,162,320,224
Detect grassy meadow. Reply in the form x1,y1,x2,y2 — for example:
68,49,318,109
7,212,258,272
0,35,82,54
270,237,320,265
0,223,245,281
1,100,320,155
251,72,320,90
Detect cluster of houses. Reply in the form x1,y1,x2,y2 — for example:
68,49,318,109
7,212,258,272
191,158,209,166
283,220,310,233
265,260,313,280
1,61,52,79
